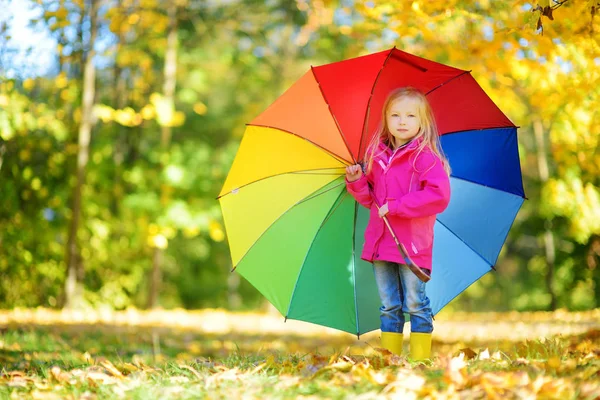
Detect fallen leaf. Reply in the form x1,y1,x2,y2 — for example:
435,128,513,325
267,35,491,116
457,347,477,360
478,348,491,360
49,366,70,383
444,353,468,387
100,360,124,378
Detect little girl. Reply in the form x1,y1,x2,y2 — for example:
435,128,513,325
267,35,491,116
345,87,451,361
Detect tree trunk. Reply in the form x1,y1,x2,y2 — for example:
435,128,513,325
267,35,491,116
533,118,557,310
148,2,177,309
0,142,5,173
64,0,97,309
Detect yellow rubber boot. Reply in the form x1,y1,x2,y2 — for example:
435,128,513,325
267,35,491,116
410,332,432,361
381,332,404,355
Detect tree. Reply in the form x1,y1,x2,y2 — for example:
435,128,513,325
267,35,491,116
64,0,99,308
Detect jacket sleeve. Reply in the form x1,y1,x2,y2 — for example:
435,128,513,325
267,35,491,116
345,174,373,209
387,152,450,218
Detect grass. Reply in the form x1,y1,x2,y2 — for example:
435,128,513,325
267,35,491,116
1,309,600,399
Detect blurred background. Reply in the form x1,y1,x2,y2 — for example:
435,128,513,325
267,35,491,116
0,0,598,313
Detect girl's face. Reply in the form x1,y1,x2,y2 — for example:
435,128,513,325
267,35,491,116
386,97,421,148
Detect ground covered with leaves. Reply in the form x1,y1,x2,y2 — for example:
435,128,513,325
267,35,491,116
1,309,600,399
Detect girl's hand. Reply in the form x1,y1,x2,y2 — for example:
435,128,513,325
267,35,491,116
345,164,363,182
378,203,389,218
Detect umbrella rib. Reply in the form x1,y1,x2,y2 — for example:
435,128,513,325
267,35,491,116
440,126,517,136
230,178,345,271
310,67,357,165
352,200,360,337
449,175,526,199
437,188,524,268
284,188,348,319
246,123,351,165
435,218,495,268
217,168,345,199
432,269,493,317
295,180,346,206
357,48,395,161
424,70,472,96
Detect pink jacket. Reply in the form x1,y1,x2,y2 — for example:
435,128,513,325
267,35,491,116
346,140,451,271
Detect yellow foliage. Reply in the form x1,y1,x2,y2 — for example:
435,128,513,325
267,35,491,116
163,227,176,239
171,111,186,127
209,221,225,242
183,226,200,238
128,14,140,25
145,94,185,126
60,89,72,102
148,234,168,249
148,224,160,236
23,79,35,91
20,150,32,163
140,104,155,120
22,167,32,180
543,178,600,243
94,104,115,123
31,178,42,191
113,107,141,127
55,73,68,89
55,7,68,20
193,103,207,115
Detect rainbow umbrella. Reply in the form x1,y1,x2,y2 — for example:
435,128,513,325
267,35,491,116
218,48,525,336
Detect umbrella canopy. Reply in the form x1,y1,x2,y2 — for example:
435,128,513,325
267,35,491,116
218,47,525,336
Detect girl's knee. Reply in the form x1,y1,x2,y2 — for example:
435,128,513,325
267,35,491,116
405,299,430,314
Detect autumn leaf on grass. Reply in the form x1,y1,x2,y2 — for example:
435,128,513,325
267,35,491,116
478,348,491,360
382,369,427,398
119,362,139,374
580,382,600,399
81,351,94,364
372,348,406,367
443,353,468,388
302,353,330,375
583,329,600,341
178,364,203,380
350,360,392,386
50,366,71,383
72,368,118,386
545,356,561,371
311,358,354,379
512,357,530,367
532,376,574,399
6,372,30,388
131,355,158,372
478,372,516,399
455,347,477,360
100,359,125,378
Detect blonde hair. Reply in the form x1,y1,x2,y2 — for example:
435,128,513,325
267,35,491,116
364,87,451,175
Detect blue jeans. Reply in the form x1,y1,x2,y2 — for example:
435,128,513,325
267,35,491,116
372,260,433,333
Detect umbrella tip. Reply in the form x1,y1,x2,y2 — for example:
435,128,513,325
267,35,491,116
284,317,288,323
230,266,237,272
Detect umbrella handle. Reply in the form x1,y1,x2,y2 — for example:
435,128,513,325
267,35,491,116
380,213,431,283
364,176,430,283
